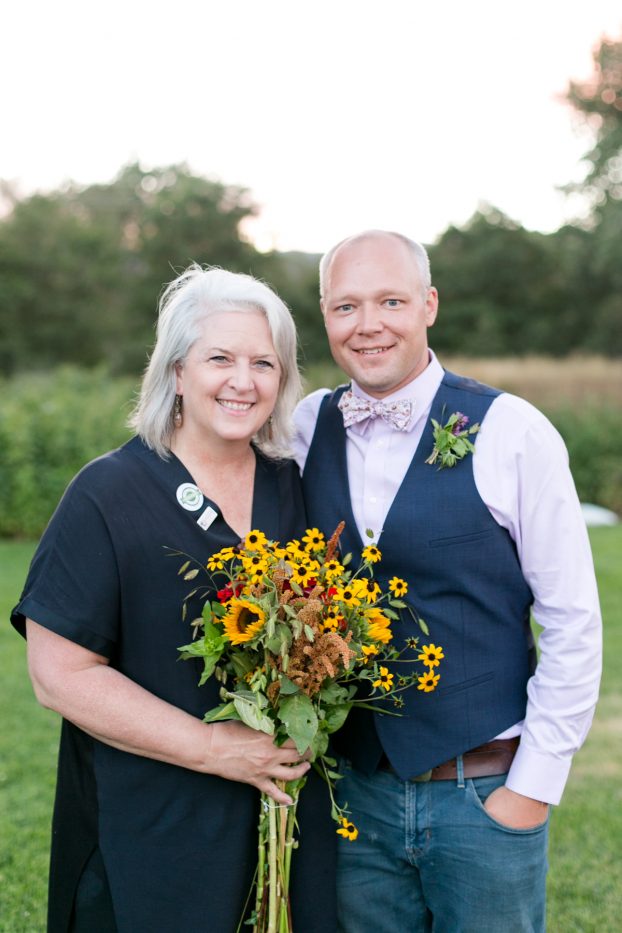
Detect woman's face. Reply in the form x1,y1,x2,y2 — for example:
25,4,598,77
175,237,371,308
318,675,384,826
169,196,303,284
175,310,281,449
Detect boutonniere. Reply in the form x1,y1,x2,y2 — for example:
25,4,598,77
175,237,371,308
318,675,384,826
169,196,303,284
425,411,480,469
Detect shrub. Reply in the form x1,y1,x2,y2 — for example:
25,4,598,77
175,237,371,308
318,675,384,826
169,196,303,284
0,367,134,537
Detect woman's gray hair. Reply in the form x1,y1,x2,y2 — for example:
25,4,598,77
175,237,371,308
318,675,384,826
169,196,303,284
319,230,432,300
129,264,302,459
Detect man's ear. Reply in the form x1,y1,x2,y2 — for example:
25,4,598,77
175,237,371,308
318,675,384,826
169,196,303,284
425,288,439,327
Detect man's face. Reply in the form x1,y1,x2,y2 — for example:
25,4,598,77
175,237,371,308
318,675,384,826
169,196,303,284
321,234,438,398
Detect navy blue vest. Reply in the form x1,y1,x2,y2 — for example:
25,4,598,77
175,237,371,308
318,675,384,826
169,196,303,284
302,371,535,778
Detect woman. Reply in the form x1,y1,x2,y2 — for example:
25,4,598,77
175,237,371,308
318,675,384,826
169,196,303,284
11,266,337,933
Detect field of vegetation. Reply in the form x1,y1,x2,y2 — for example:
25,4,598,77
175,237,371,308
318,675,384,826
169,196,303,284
1,526,619,932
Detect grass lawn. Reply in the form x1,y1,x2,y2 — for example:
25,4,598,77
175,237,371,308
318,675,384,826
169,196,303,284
1,529,620,932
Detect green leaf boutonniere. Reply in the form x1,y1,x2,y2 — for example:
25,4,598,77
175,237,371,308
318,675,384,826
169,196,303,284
425,411,480,469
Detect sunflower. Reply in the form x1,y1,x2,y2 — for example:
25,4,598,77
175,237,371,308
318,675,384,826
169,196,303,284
417,643,444,668
302,527,326,552
336,817,358,842
361,544,382,563
417,670,440,693
222,598,266,644
373,666,394,691
365,609,393,644
244,530,268,551
388,576,408,597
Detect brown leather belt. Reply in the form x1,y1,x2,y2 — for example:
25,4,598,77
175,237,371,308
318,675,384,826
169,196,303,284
378,737,520,782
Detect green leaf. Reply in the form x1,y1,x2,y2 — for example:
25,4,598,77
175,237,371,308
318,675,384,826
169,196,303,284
203,701,239,723
322,703,352,734
365,528,375,539
198,656,219,685
178,561,190,576
310,730,329,760
184,568,199,581
319,682,350,705
278,675,300,695
418,616,430,635
303,624,315,642
278,694,318,754
389,599,407,609
232,695,275,735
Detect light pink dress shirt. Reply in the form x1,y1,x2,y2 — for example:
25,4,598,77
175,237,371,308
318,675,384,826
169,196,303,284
293,351,602,805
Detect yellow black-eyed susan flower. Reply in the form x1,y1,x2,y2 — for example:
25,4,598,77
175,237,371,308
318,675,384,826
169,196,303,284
286,539,308,561
323,559,344,581
351,578,381,603
291,561,320,586
405,636,419,650
321,607,341,632
334,585,362,608
302,527,326,552
361,644,379,661
373,666,394,691
417,670,440,692
336,817,358,841
417,643,444,668
362,544,382,563
388,576,408,597
242,554,269,574
207,554,225,571
222,599,266,644
244,530,268,551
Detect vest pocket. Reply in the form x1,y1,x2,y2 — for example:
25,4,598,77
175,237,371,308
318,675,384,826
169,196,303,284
436,671,494,697
428,529,496,548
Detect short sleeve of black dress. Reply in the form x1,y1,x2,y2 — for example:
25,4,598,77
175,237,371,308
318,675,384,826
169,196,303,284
11,456,121,655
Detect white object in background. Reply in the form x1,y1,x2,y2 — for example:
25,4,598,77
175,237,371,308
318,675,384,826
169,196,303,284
581,503,619,526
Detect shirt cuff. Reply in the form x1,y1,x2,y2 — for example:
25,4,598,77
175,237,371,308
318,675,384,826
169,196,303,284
504,741,572,805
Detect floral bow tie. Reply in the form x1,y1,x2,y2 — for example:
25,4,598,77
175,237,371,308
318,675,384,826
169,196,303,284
338,390,415,431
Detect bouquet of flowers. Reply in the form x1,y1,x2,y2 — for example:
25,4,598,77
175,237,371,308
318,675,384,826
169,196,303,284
174,523,442,933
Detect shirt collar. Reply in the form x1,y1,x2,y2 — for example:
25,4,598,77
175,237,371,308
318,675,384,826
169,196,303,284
348,350,444,434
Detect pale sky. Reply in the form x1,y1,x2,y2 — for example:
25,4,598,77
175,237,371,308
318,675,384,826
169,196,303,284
2,0,621,252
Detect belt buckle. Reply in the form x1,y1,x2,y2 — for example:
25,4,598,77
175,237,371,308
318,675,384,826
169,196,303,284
412,768,432,783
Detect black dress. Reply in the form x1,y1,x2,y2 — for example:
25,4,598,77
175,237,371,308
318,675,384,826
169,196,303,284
11,436,337,933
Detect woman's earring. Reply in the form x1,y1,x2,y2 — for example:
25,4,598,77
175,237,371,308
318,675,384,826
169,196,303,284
267,414,274,441
174,395,183,428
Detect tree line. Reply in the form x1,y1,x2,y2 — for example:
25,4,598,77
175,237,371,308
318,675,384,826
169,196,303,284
0,35,620,376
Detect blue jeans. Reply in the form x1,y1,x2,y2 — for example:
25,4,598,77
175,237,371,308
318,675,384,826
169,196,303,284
336,759,549,933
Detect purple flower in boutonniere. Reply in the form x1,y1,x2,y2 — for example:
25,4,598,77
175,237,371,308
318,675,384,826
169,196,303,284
425,411,480,469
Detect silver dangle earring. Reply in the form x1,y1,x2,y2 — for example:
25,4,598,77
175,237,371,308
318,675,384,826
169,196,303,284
174,395,183,428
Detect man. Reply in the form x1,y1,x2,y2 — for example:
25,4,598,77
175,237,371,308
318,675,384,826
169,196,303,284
293,230,601,932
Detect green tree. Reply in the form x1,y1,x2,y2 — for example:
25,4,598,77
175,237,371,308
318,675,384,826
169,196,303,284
0,163,261,375
429,207,565,356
